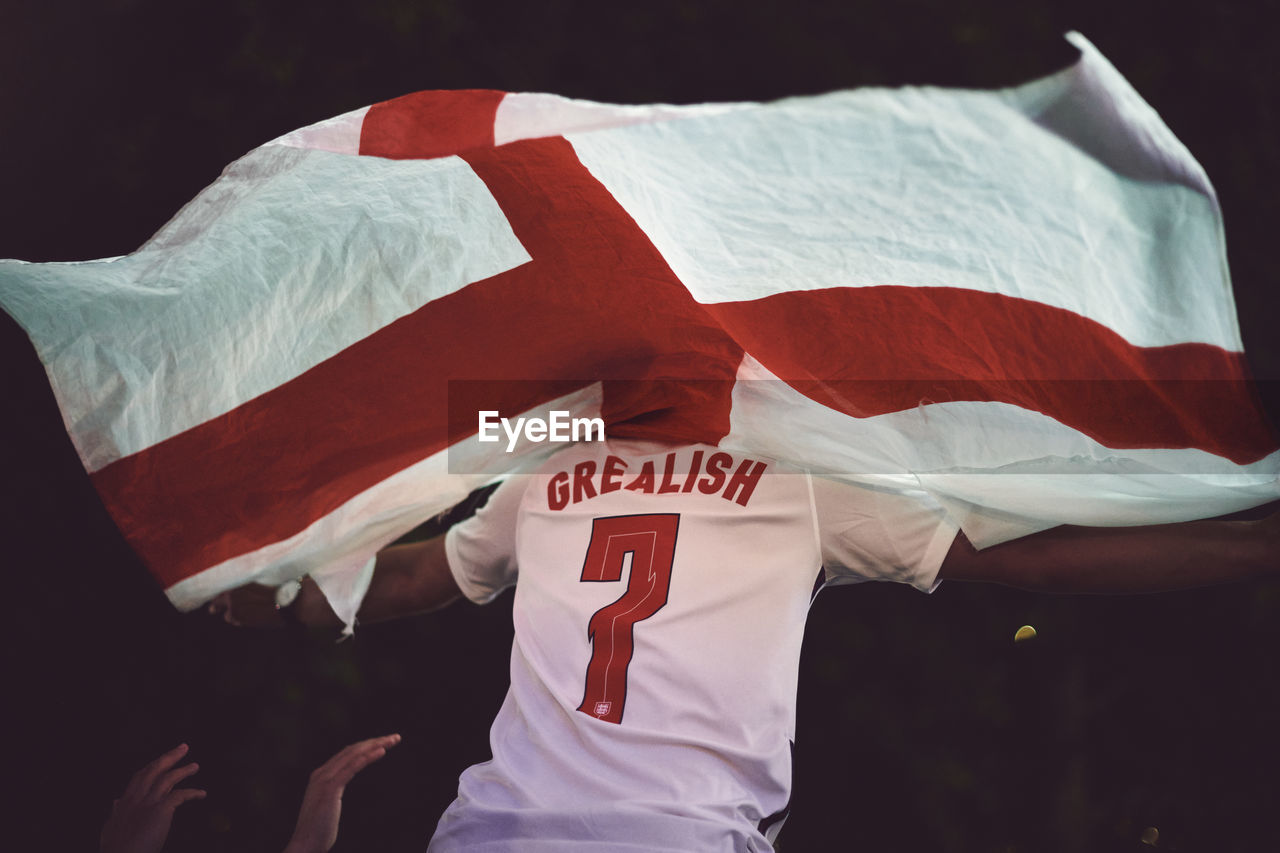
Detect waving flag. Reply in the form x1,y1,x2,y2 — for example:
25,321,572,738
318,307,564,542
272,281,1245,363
1,33,1275,613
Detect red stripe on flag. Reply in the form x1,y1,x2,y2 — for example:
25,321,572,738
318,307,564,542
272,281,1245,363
91,135,742,588
455,148,742,446
360,89,507,159
709,286,1277,465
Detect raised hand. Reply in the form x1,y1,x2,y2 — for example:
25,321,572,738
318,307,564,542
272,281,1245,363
283,734,401,853
207,583,288,628
100,743,206,853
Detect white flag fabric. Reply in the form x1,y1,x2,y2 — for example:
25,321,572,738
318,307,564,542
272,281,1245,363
1,33,1275,613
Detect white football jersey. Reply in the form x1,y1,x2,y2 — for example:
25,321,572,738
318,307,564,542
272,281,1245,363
429,440,957,852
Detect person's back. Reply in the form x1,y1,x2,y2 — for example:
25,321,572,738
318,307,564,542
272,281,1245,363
430,439,954,851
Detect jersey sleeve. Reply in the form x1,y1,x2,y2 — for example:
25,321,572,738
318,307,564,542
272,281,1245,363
444,475,530,604
812,475,959,592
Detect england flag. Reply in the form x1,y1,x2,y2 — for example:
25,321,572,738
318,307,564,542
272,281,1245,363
1,33,1274,616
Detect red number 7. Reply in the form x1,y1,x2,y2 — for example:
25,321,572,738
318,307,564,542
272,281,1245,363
577,514,681,724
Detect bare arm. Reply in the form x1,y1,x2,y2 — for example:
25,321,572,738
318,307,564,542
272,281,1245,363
937,511,1280,593
213,536,460,629
347,537,461,623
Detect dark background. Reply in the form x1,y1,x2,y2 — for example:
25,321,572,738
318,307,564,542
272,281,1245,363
3,1,1278,851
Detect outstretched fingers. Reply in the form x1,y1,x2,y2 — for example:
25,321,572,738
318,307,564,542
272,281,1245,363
151,760,202,804
284,735,402,853
125,744,191,799
102,744,206,853
312,734,401,789
163,786,208,810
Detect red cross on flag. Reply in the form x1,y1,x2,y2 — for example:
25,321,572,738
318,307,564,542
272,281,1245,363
1,33,1275,616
